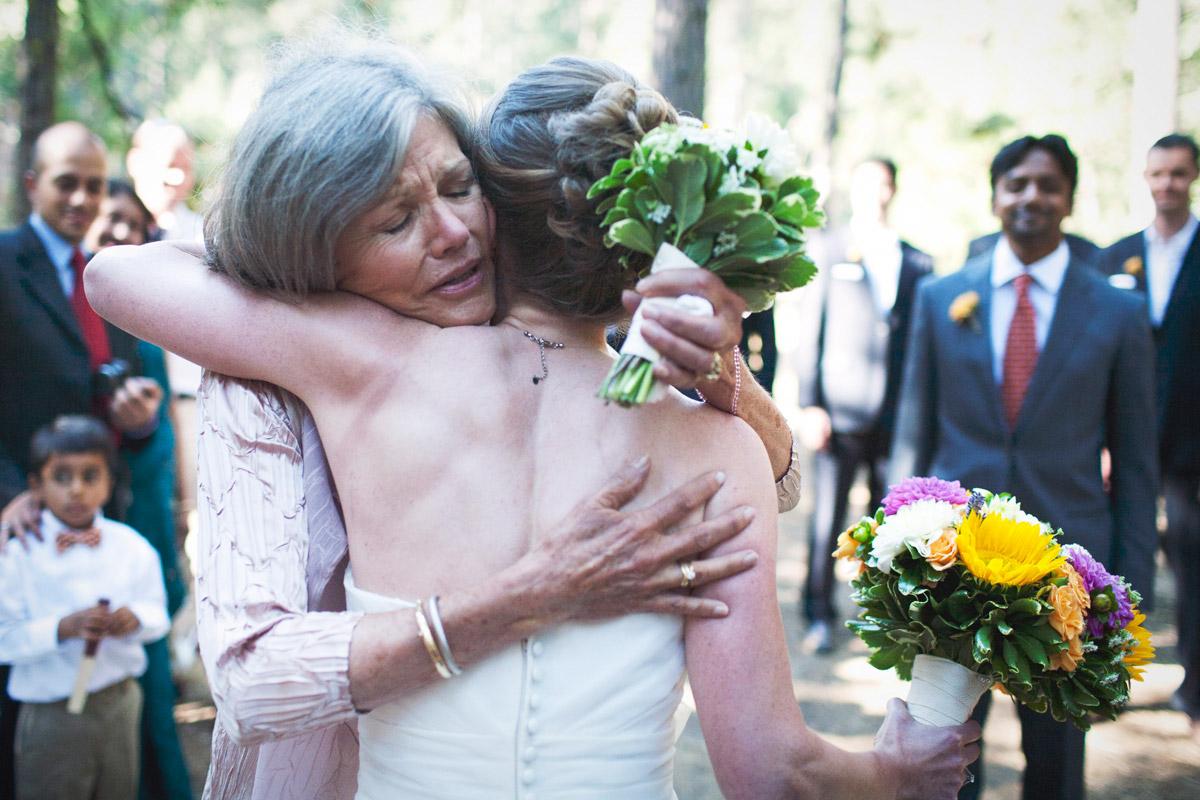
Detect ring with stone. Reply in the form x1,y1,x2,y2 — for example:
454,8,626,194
678,560,698,589
702,351,723,382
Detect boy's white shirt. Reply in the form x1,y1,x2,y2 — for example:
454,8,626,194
0,509,169,702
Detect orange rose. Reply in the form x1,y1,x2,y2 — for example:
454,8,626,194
923,528,959,571
832,527,859,561
1048,563,1090,642
1049,634,1085,673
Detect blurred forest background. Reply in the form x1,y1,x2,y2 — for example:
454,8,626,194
2,0,1198,269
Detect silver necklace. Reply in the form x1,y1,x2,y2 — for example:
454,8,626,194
521,329,566,385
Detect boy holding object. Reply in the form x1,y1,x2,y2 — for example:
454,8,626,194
0,415,168,800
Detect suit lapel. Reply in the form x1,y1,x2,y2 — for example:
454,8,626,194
960,258,1007,432
15,223,86,352
1159,225,1200,332
1015,259,1092,433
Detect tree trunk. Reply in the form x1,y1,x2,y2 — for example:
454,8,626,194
816,0,849,221
1128,0,1180,225
652,0,708,117
16,0,59,220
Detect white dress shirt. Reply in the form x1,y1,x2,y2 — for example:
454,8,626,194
0,510,169,702
1144,213,1198,326
989,237,1070,385
28,213,89,299
852,221,903,313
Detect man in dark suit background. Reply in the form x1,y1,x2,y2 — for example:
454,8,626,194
1098,132,1200,733
784,157,934,653
890,134,1158,800
0,122,165,800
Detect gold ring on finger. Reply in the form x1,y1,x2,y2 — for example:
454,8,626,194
678,560,698,589
702,352,723,382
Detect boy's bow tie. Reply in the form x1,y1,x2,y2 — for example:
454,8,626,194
56,528,102,553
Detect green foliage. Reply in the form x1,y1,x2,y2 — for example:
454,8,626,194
587,121,824,313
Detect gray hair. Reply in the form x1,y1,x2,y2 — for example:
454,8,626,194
204,38,475,299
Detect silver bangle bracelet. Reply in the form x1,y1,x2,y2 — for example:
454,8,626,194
775,437,802,514
426,595,463,676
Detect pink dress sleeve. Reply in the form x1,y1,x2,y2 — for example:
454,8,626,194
195,372,361,800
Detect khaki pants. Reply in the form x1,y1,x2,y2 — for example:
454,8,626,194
15,678,142,800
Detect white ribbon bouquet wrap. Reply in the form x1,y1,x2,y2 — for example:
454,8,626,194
590,116,823,407
906,654,994,726
603,244,713,405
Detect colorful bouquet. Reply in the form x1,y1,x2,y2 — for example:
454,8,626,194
588,115,824,406
836,477,1154,730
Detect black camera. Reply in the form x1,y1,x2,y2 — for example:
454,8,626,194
93,358,132,398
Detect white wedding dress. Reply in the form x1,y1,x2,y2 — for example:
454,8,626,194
346,569,687,799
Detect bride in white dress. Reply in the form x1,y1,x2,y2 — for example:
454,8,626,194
88,46,979,800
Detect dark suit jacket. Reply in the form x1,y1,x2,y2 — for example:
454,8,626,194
789,229,933,445
889,253,1159,606
0,221,148,509
1098,227,1200,477
968,231,1100,266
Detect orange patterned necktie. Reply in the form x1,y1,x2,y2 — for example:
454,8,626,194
56,528,102,554
1001,273,1038,428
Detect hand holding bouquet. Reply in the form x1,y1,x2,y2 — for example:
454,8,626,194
836,477,1154,730
589,115,824,406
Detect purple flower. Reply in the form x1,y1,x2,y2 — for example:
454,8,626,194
1063,544,1134,637
882,477,969,516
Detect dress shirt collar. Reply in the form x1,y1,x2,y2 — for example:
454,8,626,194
1145,213,1198,248
28,213,86,271
38,508,103,541
991,235,1069,295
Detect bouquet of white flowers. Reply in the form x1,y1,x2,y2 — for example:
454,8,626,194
589,116,824,406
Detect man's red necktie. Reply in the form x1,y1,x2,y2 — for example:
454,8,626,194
69,247,112,370
1001,272,1038,428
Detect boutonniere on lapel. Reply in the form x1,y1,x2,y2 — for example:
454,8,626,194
1123,256,1143,277
845,244,863,263
948,290,981,331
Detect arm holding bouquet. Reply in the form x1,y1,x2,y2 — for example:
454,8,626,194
686,425,979,800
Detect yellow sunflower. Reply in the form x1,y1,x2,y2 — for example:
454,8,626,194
1122,611,1154,681
956,512,1065,587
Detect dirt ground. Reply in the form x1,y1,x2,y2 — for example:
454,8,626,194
174,484,1200,799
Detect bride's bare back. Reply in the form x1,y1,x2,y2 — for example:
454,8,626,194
299,305,772,600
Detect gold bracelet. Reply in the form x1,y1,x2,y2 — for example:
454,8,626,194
414,600,453,679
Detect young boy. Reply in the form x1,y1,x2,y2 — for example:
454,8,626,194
0,415,169,800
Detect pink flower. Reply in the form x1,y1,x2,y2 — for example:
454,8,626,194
882,476,969,517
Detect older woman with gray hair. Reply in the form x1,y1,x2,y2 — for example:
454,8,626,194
72,41,806,800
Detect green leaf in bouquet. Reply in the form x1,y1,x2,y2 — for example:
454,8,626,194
692,190,759,235
595,193,619,217
1007,597,1044,618
1013,632,1050,669
996,619,1013,636
938,590,976,625
885,629,921,646
682,235,714,266
1002,640,1031,683
897,571,923,596
735,287,775,313
666,157,708,235
605,219,656,256
777,254,818,290
974,626,995,658
1028,620,1064,644
868,645,904,670
1069,681,1101,708
600,205,629,229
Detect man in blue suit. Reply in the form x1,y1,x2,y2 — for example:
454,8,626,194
890,134,1158,800
1098,133,1200,732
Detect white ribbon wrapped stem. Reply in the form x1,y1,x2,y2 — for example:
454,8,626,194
619,243,715,403
906,654,993,726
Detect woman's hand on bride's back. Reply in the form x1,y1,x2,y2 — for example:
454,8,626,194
873,698,982,800
517,456,758,621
